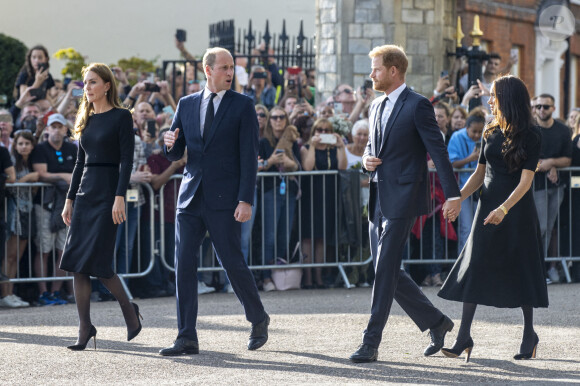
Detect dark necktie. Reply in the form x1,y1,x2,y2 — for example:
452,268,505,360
375,97,388,154
203,92,217,141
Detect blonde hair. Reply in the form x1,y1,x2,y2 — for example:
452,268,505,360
369,45,408,75
73,63,124,139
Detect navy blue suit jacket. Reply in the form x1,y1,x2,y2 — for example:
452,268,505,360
364,87,460,219
164,89,259,210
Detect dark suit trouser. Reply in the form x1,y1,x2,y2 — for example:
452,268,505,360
363,184,443,348
174,188,266,341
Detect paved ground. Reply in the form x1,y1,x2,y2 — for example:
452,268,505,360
1,283,579,385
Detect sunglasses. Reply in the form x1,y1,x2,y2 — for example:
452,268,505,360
315,128,332,133
55,150,64,164
534,104,553,110
257,112,267,118
270,115,286,121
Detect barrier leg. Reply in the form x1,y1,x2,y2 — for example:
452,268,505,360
338,264,355,289
561,258,572,283
118,275,134,301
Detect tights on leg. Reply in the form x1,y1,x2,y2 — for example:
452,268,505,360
72,273,93,344
99,274,139,332
520,305,536,353
454,302,477,347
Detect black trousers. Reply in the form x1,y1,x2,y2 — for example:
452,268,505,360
363,183,443,348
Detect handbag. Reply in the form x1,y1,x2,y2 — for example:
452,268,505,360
271,242,303,291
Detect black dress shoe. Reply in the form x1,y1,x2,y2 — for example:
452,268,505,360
424,315,454,356
442,337,474,362
248,313,270,350
159,337,199,356
349,343,378,363
514,333,539,360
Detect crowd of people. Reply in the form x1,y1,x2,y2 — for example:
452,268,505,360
0,42,579,310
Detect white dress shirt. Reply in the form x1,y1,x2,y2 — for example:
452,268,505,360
200,87,227,137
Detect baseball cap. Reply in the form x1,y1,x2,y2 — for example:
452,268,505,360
47,113,68,127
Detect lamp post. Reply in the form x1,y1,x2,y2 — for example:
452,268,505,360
451,15,488,110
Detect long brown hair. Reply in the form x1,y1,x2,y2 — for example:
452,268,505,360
13,45,50,98
484,75,535,172
73,63,124,139
11,131,36,172
263,106,289,147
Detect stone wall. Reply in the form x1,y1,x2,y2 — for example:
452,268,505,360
316,0,456,102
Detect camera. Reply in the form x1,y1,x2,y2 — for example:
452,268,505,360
175,29,186,43
475,142,481,149
363,79,373,91
71,89,83,98
440,70,449,78
319,133,337,145
29,88,44,99
144,83,160,92
146,119,157,137
37,62,48,72
253,72,267,79
287,79,296,88
275,149,285,154
21,117,37,132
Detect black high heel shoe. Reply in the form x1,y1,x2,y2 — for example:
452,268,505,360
67,325,97,351
514,333,539,360
127,302,143,342
441,337,474,363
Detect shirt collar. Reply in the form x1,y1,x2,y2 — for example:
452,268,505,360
203,87,227,100
385,83,407,105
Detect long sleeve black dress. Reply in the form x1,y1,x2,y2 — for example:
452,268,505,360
60,108,134,278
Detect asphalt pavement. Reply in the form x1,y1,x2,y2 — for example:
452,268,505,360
1,284,579,384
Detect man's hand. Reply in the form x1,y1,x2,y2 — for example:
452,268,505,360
363,156,382,171
164,128,179,150
536,159,552,172
234,201,252,222
547,166,558,184
442,199,461,222
131,170,152,183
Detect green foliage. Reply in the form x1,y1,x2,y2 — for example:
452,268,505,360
53,47,87,80
112,57,157,86
0,33,27,104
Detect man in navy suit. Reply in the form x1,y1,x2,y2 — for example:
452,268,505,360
350,45,462,363
160,47,269,356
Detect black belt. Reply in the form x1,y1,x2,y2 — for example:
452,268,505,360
84,163,119,167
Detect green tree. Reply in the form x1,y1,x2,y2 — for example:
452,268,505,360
0,33,27,104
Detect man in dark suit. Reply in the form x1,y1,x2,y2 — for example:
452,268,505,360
350,45,462,363
160,47,269,356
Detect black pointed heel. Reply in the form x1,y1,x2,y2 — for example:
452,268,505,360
441,337,474,363
514,333,539,360
127,303,143,341
67,325,97,351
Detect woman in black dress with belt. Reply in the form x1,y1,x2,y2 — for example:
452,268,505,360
438,75,548,361
60,63,141,350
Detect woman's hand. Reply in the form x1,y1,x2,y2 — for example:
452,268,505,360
267,151,285,166
112,196,127,224
33,66,49,88
61,199,74,226
333,133,345,148
483,207,506,226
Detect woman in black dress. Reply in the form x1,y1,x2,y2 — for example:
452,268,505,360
438,75,548,361
60,63,141,350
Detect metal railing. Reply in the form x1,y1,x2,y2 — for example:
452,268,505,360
3,167,579,298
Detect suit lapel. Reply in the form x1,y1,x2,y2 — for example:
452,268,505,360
192,93,202,140
204,90,233,148
379,87,409,154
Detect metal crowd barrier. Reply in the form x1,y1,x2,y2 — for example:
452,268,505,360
159,170,371,288
1,182,156,299
3,167,579,298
